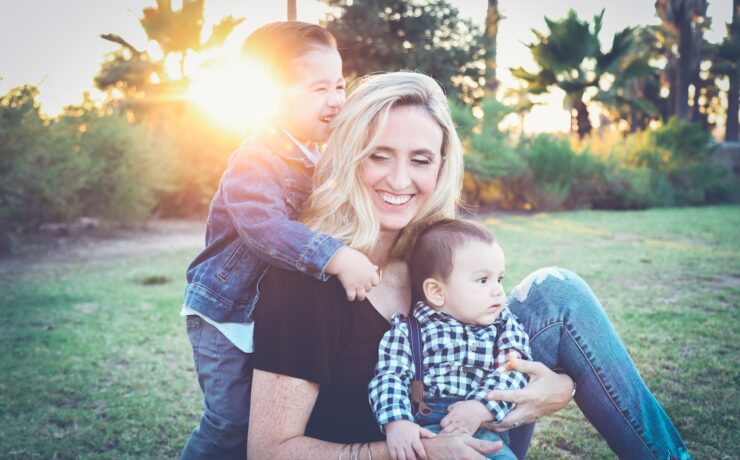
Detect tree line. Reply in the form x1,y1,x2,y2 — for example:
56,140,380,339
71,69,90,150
0,0,738,252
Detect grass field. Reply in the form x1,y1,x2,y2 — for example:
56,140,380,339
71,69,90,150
1,206,738,459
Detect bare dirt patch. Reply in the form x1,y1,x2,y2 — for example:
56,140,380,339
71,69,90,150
0,219,205,282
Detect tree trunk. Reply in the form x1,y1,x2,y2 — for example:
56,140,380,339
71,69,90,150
484,0,501,95
675,12,692,120
574,99,592,138
727,68,739,141
287,0,296,21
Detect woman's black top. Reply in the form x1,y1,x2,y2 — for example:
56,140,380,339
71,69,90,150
253,267,391,443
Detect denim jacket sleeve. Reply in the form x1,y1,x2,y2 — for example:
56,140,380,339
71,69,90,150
221,144,344,280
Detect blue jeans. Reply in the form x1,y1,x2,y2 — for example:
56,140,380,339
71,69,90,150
504,268,691,460
180,316,253,460
415,397,516,460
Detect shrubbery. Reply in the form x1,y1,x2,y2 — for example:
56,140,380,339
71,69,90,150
0,86,176,250
458,98,739,211
1,85,736,253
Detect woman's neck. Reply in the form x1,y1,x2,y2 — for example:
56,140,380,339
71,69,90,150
368,229,400,268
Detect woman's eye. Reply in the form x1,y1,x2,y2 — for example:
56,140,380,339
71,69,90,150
411,156,432,165
369,152,390,161
313,87,328,93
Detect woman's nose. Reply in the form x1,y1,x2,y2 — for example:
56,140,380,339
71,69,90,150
386,161,412,190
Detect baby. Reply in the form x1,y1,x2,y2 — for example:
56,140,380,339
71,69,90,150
369,218,532,460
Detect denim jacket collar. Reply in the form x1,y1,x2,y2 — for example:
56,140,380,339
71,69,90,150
257,126,316,169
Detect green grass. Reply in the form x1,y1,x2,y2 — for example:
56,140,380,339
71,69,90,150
1,206,738,459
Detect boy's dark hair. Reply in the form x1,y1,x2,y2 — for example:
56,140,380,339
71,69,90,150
410,219,495,302
241,21,337,82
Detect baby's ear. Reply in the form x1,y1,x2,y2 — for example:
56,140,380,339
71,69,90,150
422,278,445,308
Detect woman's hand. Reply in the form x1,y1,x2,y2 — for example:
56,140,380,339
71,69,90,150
483,359,574,432
421,433,502,460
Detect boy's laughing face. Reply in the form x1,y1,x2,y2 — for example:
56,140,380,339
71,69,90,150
279,47,345,144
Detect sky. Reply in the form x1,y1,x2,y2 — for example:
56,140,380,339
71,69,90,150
0,0,733,133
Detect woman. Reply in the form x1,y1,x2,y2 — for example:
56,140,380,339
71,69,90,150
248,72,690,459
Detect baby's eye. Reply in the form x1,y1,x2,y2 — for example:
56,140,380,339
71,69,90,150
498,276,505,284
477,276,488,284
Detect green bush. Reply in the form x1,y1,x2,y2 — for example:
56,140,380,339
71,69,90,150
0,85,176,247
457,98,737,211
147,105,241,217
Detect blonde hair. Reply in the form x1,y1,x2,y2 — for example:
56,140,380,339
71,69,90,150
302,71,464,258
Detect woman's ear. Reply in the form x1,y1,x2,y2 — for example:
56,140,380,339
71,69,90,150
422,278,445,308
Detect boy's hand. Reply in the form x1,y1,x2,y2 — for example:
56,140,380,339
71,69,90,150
385,420,436,460
440,400,492,435
325,246,380,301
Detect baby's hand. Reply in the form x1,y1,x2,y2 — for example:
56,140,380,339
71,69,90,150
440,400,492,435
326,246,380,301
384,420,436,460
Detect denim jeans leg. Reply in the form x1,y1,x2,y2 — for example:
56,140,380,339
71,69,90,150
415,398,517,460
506,267,690,460
181,316,253,460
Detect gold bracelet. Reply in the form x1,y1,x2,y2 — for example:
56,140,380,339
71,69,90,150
338,443,348,460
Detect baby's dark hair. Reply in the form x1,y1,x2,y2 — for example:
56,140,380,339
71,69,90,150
241,21,337,82
410,219,496,302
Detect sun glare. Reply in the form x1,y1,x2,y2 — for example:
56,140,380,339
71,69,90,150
188,56,281,133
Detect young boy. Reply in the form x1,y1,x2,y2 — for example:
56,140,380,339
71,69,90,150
180,22,379,459
369,219,532,460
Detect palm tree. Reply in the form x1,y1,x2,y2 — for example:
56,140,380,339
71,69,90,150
594,26,662,132
655,0,709,120
138,0,243,80
511,9,636,138
483,0,502,95
710,1,740,141
96,0,243,112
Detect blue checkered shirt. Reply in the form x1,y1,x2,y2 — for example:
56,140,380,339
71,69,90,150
369,301,532,428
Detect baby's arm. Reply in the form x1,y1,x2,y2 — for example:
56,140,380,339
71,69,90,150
385,420,436,460
467,311,533,423
439,400,493,435
370,318,435,457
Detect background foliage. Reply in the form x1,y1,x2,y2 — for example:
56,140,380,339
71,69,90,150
0,0,738,252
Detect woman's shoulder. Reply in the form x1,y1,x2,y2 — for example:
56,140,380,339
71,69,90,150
262,266,334,290
258,267,342,313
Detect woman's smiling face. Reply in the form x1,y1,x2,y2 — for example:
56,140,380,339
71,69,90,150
359,104,444,233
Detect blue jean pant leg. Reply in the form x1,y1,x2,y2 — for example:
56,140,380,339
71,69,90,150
181,316,254,460
414,398,516,460
505,267,691,460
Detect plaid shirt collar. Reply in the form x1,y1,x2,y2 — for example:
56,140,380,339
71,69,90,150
412,300,509,330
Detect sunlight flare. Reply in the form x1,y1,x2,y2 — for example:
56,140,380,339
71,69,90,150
188,56,281,133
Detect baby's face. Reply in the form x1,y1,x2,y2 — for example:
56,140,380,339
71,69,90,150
437,240,507,326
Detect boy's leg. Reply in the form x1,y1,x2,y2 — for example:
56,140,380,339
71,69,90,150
181,315,253,460
505,267,691,460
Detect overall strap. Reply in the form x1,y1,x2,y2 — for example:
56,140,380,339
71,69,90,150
407,315,432,416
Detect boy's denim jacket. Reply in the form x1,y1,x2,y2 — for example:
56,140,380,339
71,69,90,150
183,128,344,324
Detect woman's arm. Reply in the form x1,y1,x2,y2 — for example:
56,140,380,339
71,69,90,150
248,369,503,459
249,369,391,459
482,359,574,432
